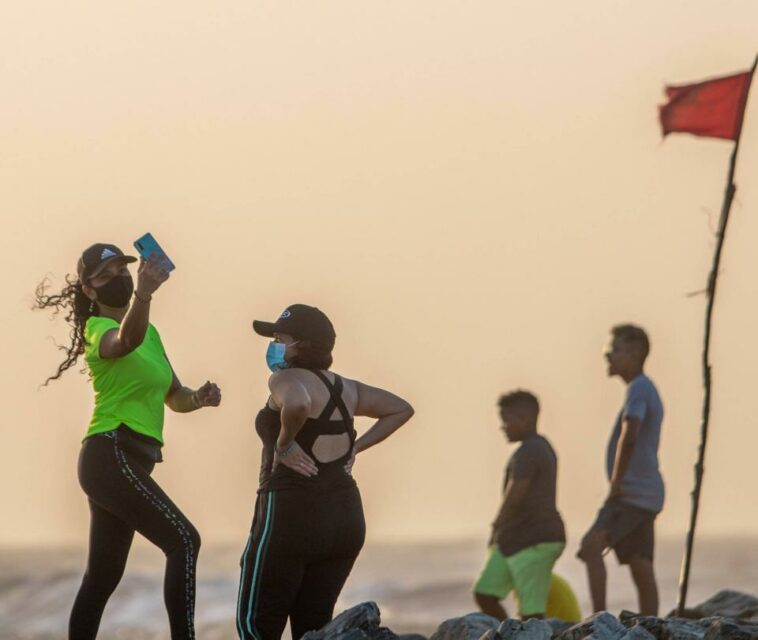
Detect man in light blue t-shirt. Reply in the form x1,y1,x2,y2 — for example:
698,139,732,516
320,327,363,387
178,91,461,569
578,324,664,616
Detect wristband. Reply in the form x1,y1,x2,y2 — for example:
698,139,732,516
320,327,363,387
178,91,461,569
275,442,296,457
191,391,202,409
134,290,152,304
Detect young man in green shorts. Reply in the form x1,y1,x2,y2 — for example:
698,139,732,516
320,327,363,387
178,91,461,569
474,390,566,620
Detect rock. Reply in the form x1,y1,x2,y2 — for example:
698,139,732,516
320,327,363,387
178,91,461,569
618,612,707,640
693,591,758,621
621,625,656,640
511,618,553,640
617,612,758,640
302,602,390,640
705,618,758,640
669,609,704,621
480,618,553,640
546,619,575,638
321,630,368,640
618,613,666,639
703,619,758,640
559,612,627,640
312,593,758,640
481,627,501,639
430,612,499,640
495,620,523,639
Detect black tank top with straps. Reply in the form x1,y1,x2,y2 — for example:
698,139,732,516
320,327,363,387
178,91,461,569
255,370,357,492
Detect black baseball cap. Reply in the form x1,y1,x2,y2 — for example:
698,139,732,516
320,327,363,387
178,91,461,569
77,243,137,282
253,304,336,349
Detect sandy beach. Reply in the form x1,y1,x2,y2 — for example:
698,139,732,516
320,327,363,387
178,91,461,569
3,535,758,639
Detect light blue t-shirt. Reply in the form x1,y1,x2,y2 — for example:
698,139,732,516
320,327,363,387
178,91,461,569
606,373,665,513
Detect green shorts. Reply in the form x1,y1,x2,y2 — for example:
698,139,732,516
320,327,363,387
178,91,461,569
474,542,565,616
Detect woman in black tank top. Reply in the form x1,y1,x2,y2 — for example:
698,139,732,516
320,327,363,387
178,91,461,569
237,304,414,640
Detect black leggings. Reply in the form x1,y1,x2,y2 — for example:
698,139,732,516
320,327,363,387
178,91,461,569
69,430,201,640
237,485,366,640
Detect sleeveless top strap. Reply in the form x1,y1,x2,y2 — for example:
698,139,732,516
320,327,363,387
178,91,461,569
315,375,341,421
309,370,352,428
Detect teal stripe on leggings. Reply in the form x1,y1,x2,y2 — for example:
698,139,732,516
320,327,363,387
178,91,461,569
246,492,275,639
236,528,255,637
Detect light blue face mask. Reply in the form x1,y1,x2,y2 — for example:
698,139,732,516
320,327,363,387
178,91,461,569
266,341,297,372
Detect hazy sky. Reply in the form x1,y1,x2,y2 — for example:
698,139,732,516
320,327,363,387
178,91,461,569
2,2,758,550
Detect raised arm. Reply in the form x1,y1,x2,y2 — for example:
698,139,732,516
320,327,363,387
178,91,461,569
98,256,169,359
353,381,414,454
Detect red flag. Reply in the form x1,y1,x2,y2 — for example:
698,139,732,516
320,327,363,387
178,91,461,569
659,70,753,140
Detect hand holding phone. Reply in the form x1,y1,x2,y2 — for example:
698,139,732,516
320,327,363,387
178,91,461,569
133,233,175,272
132,233,174,299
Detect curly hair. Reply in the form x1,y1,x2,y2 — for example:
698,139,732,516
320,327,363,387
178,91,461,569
34,274,96,385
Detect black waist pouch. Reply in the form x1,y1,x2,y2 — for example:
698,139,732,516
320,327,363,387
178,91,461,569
117,424,163,463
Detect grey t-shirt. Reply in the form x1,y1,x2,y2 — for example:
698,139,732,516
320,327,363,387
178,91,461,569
606,373,665,513
493,434,566,557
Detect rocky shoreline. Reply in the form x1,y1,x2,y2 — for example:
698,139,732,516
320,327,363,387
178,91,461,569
307,591,758,640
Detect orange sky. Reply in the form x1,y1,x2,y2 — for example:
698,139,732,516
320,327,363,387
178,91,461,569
1,1,758,547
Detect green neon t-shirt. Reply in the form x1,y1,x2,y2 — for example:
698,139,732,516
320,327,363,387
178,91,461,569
84,316,173,444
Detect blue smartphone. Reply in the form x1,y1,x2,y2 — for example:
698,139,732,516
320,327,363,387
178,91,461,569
133,233,176,271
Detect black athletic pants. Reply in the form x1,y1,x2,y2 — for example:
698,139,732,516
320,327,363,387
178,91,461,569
69,430,201,640
236,484,366,640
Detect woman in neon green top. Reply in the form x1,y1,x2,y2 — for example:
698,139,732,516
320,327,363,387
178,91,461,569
34,242,221,640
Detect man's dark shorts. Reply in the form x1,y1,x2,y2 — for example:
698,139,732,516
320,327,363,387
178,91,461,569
589,498,657,564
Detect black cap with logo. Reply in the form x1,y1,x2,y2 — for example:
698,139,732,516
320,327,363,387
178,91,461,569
253,304,336,349
77,243,137,282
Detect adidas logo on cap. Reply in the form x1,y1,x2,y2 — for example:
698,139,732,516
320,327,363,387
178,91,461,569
100,248,118,260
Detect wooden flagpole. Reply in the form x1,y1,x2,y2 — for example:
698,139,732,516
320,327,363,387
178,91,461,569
675,53,758,616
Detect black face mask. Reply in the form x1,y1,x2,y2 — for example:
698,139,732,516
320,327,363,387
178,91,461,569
94,275,134,308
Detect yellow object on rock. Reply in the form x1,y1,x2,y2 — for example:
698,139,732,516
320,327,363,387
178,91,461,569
544,573,581,622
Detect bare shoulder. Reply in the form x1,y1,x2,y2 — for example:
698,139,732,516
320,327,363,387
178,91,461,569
268,368,308,390
268,369,314,410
